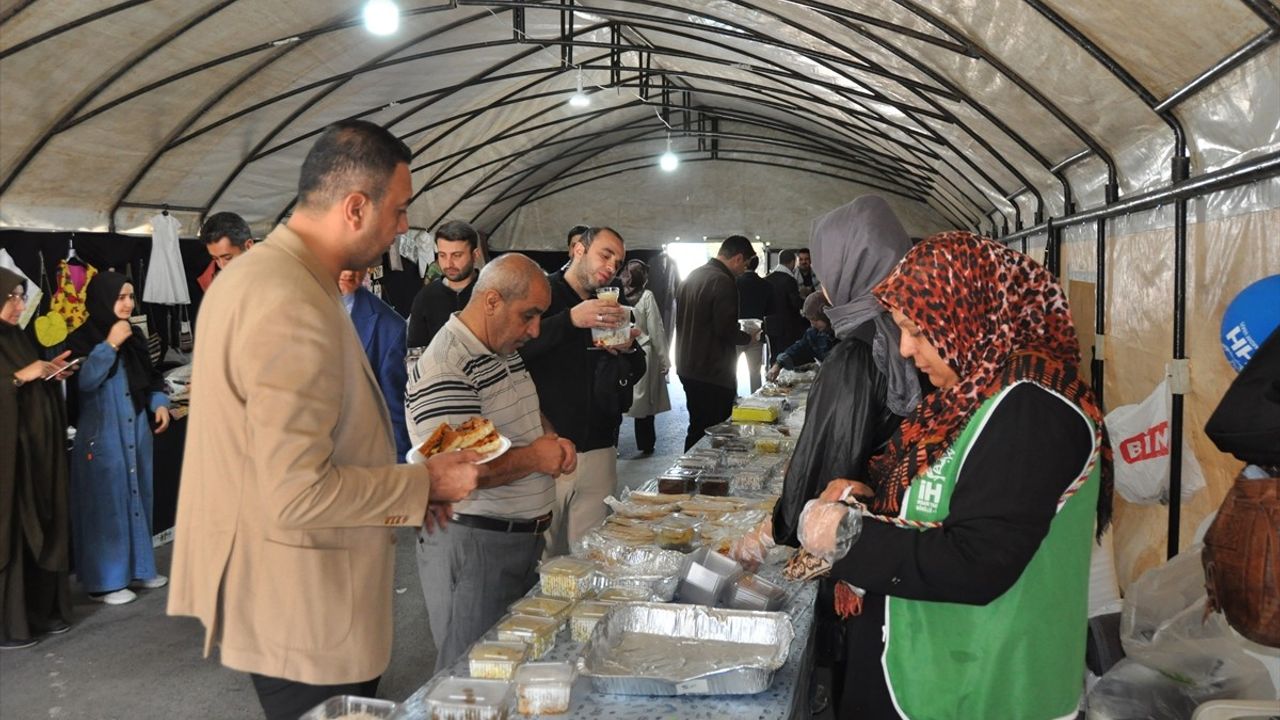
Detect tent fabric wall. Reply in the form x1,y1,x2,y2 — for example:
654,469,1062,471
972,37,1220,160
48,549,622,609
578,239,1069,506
495,159,951,250
1061,178,1280,589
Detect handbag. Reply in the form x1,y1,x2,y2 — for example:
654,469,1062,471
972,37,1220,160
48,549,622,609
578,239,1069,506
1202,469,1280,647
178,305,194,353
593,352,635,418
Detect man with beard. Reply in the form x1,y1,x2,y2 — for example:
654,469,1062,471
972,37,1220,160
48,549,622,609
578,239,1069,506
520,226,646,556
168,120,479,720
407,220,482,353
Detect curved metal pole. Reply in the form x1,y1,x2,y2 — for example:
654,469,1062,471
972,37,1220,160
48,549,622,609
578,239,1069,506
0,0,148,57
0,0,242,196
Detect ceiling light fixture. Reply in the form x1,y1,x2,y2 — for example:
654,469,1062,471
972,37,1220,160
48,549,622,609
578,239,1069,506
569,68,590,107
659,134,679,172
363,0,399,36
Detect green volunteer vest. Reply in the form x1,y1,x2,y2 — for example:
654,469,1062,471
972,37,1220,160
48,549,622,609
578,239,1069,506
883,382,1100,720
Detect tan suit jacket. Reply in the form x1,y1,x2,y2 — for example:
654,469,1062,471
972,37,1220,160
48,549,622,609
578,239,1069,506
167,225,430,685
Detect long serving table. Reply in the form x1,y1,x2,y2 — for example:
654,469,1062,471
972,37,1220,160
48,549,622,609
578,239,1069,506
396,379,819,720
397,569,816,720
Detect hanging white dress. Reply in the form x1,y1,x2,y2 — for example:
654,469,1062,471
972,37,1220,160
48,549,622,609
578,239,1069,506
143,213,190,305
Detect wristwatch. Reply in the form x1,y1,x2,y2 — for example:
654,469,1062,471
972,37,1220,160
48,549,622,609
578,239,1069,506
12,375,23,387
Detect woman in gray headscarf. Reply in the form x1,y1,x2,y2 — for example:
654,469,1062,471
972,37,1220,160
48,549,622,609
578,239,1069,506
757,196,922,712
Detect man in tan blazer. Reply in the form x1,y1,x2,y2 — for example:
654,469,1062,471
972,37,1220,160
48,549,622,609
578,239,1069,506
168,120,479,720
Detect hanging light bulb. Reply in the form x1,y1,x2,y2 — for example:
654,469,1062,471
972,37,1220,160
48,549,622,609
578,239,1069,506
568,68,590,107
659,134,679,172
363,0,399,36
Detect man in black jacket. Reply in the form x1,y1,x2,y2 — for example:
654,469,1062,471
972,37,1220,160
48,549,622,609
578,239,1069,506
676,236,756,450
736,255,772,392
520,226,645,556
764,249,806,365
406,220,481,355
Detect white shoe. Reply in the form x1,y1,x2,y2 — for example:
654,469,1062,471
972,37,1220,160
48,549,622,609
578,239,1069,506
90,589,137,605
130,575,168,590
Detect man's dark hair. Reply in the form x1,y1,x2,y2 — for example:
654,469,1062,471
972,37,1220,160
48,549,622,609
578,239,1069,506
579,226,624,250
435,219,479,251
200,212,252,248
718,235,755,261
297,120,411,209
797,247,811,256
778,249,797,265
566,224,590,249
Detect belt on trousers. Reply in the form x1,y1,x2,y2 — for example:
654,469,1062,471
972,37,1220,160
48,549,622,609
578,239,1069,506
449,512,552,534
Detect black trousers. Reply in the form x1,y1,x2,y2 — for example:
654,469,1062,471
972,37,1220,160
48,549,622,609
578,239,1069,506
680,376,736,451
633,415,656,452
250,673,380,720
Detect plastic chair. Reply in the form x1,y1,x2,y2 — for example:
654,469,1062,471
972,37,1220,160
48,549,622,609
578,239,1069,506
1190,699,1280,720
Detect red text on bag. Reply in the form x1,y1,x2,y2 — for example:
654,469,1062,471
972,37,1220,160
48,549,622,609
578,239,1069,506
1119,421,1170,464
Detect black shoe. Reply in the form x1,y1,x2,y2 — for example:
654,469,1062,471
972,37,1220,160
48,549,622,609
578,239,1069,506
638,448,654,456
0,638,38,650
43,621,71,635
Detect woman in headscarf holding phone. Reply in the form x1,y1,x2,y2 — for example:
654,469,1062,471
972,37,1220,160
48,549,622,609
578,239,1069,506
1,268,75,649
66,271,170,606
799,231,1113,719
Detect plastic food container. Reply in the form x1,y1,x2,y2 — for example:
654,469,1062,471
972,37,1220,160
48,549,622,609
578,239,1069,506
467,640,529,680
422,677,511,720
675,548,744,606
655,516,698,551
299,695,396,720
494,614,560,659
725,574,789,612
656,474,697,495
570,600,614,643
508,596,572,625
513,662,576,715
696,473,731,497
538,557,597,599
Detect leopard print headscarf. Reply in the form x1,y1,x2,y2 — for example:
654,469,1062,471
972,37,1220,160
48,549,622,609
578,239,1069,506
869,231,1113,536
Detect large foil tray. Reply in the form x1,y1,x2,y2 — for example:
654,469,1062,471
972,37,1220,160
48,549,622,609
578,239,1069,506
578,602,793,696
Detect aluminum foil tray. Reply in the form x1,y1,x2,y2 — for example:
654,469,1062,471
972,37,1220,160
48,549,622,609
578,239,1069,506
578,602,793,696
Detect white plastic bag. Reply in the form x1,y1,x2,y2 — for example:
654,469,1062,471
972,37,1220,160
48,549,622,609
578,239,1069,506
1104,378,1205,504
1087,546,1275,719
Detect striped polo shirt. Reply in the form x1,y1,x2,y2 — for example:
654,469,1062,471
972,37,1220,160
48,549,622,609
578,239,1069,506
406,313,553,519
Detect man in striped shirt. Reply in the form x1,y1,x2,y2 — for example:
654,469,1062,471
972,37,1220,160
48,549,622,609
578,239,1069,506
406,253,577,668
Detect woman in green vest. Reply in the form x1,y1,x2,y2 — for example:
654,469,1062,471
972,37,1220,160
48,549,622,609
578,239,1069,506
799,231,1114,719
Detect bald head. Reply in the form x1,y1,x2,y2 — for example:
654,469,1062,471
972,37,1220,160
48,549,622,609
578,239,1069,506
473,253,549,302
464,253,551,355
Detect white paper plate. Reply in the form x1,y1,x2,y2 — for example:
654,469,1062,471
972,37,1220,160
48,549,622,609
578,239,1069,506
405,434,512,465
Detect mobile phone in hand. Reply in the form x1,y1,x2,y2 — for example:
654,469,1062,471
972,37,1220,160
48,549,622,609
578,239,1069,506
42,356,83,381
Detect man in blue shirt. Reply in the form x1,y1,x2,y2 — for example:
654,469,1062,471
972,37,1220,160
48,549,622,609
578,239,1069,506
339,268,411,458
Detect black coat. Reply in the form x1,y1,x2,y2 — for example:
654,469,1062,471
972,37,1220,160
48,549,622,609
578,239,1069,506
771,323,903,547
763,270,805,363
519,271,646,452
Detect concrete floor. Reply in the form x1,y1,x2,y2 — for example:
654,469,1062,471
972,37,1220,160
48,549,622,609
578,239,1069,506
0,382,702,720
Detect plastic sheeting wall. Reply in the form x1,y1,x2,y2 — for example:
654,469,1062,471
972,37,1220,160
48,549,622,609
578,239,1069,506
495,163,951,250
1061,178,1280,590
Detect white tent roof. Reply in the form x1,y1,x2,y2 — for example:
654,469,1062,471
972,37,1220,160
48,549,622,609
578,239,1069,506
1,0,1277,248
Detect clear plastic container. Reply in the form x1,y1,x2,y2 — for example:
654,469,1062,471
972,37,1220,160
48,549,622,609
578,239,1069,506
494,614,560,659
696,473,732,497
725,573,788,612
299,695,396,720
508,596,572,624
467,640,529,680
422,676,511,720
569,600,614,643
656,474,697,495
538,557,597,599
655,516,699,551
513,662,576,715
